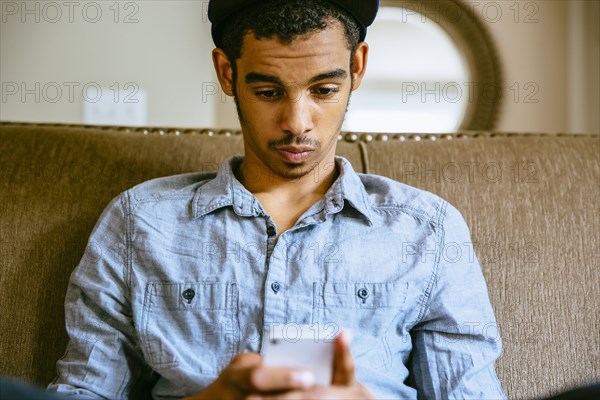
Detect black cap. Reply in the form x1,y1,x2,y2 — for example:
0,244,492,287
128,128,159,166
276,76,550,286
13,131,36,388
208,0,380,48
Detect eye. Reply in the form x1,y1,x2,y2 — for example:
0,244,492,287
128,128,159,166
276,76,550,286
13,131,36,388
255,88,284,99
313,87,340,97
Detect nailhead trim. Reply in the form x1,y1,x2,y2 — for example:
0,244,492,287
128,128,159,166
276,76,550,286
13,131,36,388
1,122,597,141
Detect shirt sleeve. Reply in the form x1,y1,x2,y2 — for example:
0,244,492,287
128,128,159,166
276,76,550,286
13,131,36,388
47,192,152,399
408,202,506,400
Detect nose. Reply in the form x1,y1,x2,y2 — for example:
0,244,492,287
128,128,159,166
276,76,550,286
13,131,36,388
279,94,314,136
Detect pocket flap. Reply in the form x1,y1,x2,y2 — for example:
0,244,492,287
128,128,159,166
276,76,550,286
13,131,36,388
146,281,237,310
314,281,408,309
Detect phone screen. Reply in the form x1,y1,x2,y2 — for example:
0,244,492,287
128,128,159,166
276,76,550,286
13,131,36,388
262,324,337,385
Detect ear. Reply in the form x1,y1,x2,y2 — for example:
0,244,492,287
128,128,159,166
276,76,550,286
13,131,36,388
212,48,235,97
351,42,369,91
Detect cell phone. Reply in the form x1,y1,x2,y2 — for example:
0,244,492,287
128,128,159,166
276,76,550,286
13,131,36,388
262,324,337,385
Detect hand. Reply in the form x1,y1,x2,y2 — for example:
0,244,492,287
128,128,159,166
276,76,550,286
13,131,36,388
248,331,376,400
185,331,375,400
183,351,317,400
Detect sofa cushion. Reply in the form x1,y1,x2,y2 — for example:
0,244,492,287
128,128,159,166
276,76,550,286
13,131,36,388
1,123,598,399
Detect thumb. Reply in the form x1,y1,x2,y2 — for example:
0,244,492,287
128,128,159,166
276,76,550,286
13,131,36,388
332,330,356,385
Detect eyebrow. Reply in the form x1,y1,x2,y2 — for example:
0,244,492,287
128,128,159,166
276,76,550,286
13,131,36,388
244,68,348,86
308,69,348,84
245,73,283,86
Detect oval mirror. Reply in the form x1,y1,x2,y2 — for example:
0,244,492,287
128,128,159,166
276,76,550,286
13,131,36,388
344,0,503,133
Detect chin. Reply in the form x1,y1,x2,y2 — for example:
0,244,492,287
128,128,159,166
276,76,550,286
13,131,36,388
273,160,317,180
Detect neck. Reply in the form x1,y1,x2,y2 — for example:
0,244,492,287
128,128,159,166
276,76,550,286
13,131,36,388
236,157,339,202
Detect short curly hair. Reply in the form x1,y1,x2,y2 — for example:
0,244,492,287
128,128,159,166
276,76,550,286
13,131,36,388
218,0,362,70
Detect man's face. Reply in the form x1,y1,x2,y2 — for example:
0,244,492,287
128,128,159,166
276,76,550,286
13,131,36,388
214,23,367,181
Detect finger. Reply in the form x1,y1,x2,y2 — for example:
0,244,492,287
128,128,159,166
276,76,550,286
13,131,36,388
226,353,315,392
247,390,305,400
249,367,316,392
332,330,356,385
249,385,366,400
248,387,316,400
223,352,263,391
231,352,263,367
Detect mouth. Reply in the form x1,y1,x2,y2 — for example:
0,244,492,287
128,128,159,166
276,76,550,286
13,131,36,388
274,146,315,164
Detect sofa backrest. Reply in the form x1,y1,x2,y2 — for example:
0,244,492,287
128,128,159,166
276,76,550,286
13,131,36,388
1,122,598,399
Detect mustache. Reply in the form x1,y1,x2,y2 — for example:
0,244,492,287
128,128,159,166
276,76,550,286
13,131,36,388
269,135,320,148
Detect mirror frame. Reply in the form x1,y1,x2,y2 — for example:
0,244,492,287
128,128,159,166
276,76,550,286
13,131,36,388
380,0,504,131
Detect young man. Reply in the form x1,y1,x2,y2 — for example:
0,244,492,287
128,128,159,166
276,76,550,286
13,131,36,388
49,1,506,399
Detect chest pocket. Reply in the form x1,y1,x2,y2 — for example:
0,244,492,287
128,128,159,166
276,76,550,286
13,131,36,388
141,281,238,375
312,281,408,369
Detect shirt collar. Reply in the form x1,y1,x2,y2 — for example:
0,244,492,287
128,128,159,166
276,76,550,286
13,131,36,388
192,155,261,219
321,156,373,224
192,155,373,224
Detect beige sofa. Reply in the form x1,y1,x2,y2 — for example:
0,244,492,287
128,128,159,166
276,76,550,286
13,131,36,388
0,121,598,399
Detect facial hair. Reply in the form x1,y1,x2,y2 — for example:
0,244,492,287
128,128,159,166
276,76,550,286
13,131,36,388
233,81,353,180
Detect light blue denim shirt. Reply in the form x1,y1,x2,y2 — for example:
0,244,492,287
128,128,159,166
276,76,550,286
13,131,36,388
49,156,506,399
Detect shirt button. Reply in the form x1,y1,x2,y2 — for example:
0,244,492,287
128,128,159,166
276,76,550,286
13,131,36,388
357,287,369,303
182,288,195,304
267,226,276,236
271,282,282,293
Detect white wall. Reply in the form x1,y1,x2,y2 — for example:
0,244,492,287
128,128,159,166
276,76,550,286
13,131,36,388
1,0,598,133
568,0,600,134
475,0,569,133
474,0,598,134
0,0,216,127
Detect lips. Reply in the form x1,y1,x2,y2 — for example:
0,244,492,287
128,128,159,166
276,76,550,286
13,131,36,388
275,146,315,163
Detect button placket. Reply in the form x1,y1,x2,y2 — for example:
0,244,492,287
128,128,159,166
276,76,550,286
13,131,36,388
262,234,288,328
271,281,282,294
